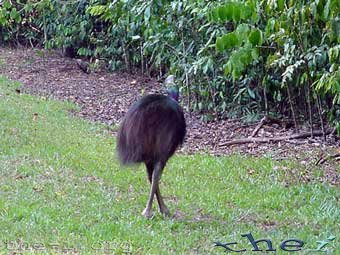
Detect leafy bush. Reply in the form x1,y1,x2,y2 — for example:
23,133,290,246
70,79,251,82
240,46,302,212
0,0,339,131
212,0,339,130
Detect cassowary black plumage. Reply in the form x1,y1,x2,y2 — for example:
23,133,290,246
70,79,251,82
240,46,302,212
117,88,186,218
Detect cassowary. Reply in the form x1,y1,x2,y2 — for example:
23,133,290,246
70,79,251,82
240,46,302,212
117,82,186,218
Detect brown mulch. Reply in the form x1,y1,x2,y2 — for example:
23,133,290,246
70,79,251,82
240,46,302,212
0,47,339,185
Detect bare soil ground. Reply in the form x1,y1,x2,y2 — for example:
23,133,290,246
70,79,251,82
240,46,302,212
0,47,338,185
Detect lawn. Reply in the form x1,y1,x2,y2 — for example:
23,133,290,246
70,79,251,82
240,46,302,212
0,75,338,254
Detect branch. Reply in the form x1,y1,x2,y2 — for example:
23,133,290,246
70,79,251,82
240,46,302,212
315,153,340,166
255,45,277,50
219,129,334,147
250,115,295,138
250,116,268,137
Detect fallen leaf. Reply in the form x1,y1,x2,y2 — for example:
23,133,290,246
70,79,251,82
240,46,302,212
33,113,38,121
248,169,255,175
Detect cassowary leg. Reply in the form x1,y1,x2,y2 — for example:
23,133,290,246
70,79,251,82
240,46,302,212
155,185,170,216
145,162,170,217
142,162,167,218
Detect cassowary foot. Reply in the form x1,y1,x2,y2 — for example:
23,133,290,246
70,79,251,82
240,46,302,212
160,206,170,217
142,208,153,219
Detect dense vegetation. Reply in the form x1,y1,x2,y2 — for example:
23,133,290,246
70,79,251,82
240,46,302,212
0,0,339,130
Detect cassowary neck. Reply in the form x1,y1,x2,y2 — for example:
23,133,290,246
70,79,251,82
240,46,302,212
167,88,179,101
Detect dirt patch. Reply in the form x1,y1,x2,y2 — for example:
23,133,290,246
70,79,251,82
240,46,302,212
0,47,338,185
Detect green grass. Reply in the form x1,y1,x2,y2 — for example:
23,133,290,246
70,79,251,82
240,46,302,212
0,75,338,254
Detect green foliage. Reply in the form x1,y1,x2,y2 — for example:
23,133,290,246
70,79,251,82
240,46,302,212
212,1,255,23
213,0,339,129
0,0,339,128
0,0,48,45
216,32,239,52
248,29,262,46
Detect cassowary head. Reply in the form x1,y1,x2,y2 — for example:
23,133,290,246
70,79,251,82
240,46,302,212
166,87,179,102
164,75,179,101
